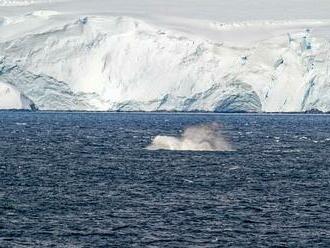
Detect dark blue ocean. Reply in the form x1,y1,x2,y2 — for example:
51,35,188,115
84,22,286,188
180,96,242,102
0,112,329,247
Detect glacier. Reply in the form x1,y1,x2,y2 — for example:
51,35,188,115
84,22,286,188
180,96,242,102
0,0,330,112
0,80,35,110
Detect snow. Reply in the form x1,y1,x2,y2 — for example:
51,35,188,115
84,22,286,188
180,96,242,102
0,0,330,111
0,80,35,110
0,0,67,7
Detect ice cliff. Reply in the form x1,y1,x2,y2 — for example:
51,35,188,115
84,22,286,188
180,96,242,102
0,80,35,110
0,2,330,112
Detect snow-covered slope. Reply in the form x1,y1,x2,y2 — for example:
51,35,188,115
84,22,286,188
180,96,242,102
0,80,35,110
0,1,330,111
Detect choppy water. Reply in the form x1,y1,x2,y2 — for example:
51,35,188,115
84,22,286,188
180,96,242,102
0,112,329,247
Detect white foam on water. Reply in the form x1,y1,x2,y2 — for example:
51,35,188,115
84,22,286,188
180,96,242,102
147,123,234,152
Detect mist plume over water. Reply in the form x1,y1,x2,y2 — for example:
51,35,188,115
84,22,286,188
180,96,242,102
147,123,233,151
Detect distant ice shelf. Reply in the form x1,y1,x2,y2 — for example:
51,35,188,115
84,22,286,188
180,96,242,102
0,0,66,6
0,8,330,111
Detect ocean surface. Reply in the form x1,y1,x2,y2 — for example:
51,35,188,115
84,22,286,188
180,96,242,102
0,112,329,247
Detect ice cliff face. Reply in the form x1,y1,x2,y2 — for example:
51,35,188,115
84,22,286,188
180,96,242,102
0,12,330,111
0,80,35,110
